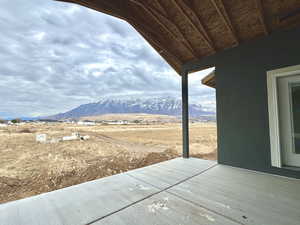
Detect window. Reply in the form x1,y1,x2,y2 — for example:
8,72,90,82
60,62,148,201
267,65,300,168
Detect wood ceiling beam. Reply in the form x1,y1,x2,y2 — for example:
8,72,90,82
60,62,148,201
130,0,199,59
210,0,239,44
152,0,168,16
121,3,182,67
173,0,216,53
254,0,268,35
121,1,182,67
153,0,200,58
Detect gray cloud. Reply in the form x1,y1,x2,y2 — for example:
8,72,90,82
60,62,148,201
0,0,215,117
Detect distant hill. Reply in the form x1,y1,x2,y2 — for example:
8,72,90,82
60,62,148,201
46,97,215,120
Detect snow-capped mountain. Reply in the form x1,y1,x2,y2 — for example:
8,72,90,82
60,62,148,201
47,97,215,120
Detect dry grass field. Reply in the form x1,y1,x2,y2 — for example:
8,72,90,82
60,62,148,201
81,113,179,122
0,122,216,203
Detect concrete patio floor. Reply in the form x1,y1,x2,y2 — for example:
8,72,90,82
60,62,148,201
0,157,299,225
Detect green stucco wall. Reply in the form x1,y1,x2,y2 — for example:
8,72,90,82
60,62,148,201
185,27,300,179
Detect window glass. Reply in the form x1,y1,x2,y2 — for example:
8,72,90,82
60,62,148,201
291,84,300,154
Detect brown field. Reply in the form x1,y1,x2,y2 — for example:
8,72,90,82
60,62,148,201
0,122,216,203
81,113,179,122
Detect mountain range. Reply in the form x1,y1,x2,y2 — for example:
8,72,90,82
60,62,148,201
46,97,215,120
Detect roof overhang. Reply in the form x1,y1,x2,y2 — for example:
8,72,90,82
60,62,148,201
201,70,216,88
56,0,300,75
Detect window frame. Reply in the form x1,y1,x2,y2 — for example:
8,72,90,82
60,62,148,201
267,65,300,168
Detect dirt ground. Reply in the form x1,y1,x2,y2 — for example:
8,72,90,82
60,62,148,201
0,122,217,203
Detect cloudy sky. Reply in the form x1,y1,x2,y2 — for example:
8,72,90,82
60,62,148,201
0,0,215,118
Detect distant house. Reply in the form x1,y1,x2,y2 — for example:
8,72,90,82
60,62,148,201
77,121,96,126
105,120,129,125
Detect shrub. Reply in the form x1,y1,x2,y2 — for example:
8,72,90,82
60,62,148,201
11,118,21,124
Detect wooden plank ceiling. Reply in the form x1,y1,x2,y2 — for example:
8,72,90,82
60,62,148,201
57,0,300,74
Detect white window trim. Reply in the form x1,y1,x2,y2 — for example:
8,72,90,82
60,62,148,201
267,65,300,168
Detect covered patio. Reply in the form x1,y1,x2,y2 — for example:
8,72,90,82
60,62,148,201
1,0,300,224
1,157,300,225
